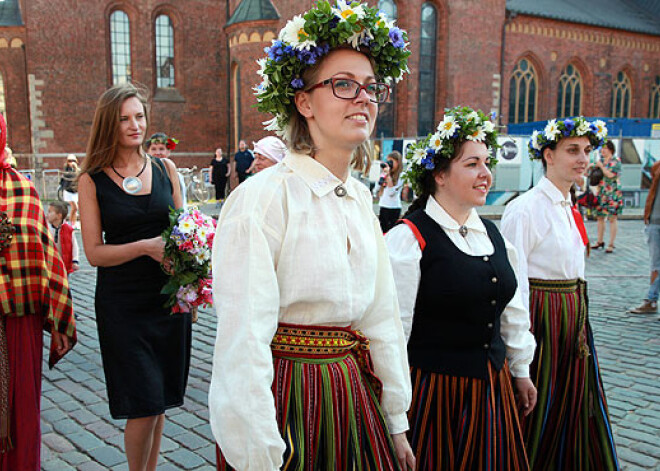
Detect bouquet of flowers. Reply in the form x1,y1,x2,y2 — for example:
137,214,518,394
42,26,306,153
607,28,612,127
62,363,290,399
161,207,216,321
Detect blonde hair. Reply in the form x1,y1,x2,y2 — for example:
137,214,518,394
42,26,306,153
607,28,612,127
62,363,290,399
288,47,376,174
81,83,149,175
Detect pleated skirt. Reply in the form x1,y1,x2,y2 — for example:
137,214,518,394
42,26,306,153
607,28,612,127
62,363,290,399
216,324,400,470
407,361,529,471
524,279,619,471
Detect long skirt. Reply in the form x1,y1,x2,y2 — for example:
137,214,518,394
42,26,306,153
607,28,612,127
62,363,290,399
524,279,619,470
0,314,42,471
407,362,529,471
216,323,400,470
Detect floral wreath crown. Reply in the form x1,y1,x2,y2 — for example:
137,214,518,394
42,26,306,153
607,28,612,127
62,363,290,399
528,117,607,159
403,106,500,196
255,0,411,137
146,135,179,151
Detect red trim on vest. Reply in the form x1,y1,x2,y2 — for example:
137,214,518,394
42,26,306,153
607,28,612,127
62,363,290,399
59,223,74,274
400,219,426,251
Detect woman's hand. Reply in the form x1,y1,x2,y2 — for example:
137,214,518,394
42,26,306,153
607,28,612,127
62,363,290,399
51,328,72,357
391,432,415,470
514,377,537,417
595,159,604,168
142,236,166,263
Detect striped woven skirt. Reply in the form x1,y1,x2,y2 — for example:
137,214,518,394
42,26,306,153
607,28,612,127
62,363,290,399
216,323,400,470
407,361,529,471
523,279,619,471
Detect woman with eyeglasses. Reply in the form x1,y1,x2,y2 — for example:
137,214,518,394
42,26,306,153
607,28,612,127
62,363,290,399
209,3,415,470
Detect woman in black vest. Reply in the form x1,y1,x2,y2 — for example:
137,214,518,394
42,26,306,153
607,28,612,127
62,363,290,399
386,107,537,470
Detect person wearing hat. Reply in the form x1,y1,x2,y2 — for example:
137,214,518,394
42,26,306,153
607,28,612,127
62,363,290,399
209,2,414,469
247,135,287,174
0,113,77,470
386,106,536,470
501,118,619,470
145,132,187,208
61,154,80,229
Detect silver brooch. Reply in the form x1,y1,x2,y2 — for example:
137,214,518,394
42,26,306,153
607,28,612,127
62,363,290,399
458,225,468,237
334,185,347,197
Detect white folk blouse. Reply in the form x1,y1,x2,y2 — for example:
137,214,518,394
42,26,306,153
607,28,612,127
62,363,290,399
385,196,536,379
209,151,411,470
500,177,586,312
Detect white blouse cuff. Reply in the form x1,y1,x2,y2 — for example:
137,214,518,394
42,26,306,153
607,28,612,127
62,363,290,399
386,412,409,435
509,362,530,379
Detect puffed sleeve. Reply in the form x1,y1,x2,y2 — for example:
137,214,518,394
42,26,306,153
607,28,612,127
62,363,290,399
499,238,536,378
500,204,536,312
384,223,422,341
353,200,412,435
208,186,285,470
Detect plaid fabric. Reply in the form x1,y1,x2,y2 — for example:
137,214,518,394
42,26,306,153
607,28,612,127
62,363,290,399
0,166,76,367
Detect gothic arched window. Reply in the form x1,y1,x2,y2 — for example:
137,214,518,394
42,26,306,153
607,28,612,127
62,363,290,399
508,58,537,124
612,71,632,118
155,15,175,88
417,3,437,136
110,10,132,84
557,64,582,117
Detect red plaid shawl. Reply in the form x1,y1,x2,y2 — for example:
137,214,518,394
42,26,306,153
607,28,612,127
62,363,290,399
0,166,77,364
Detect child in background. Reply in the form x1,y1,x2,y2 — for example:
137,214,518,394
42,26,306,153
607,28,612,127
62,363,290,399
47,201,80,274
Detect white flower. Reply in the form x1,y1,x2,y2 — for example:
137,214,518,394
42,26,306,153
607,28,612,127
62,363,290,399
347,26,373,49
429,132,444,151
279,15,316,50
377,11,394,29
481,120,495,134
437,115,458,139
256,58,269,84
178,218,194,234
334,1,366,21
531,130,543,150
466,128,486,142
263,116,282,133
575,119,591,136
544,119,560,141
593,119,608,139
466,111,479,122
411,147,426,164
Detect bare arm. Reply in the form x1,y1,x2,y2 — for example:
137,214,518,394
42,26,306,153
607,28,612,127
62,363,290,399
78,173,165,267
161,158,183,209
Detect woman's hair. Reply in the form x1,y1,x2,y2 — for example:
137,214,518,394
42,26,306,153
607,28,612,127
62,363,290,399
403,140,463,217
289,47,376,173
81,83,149,175
386,151,403,185
604,140,616,154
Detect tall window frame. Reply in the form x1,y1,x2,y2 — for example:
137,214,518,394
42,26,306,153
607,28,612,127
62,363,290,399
611,71,632,118
155,14,175,88
110,10,132,84
376,0,397,138
417,3,437,136
557,64,582,118
0,71,6,122
508,58,537,124
650,75,660,119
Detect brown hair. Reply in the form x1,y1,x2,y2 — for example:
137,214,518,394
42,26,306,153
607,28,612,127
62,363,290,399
288,47,377,174
386,151,403,185
49,200,69,220
81,83,150,175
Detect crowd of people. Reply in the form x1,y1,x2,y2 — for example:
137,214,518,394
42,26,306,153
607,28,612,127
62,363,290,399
6,1,657,470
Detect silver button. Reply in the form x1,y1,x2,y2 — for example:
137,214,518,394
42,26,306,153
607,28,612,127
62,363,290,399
491,300,497,306
487,323,493,328
491,277,497,283
483,343,490,349
483,256,489,262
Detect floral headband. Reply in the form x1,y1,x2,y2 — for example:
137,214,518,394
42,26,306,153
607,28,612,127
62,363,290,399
528,117,607,159
403,107,500,196
256,0,411,136
146,135,179,151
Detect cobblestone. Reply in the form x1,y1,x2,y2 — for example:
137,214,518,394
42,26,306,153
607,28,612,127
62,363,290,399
38,221,659,469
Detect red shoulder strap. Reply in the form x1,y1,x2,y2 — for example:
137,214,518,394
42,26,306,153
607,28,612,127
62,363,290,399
399,219,426,251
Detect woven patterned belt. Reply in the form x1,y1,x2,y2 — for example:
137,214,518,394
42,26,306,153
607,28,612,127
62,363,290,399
529,278,585,293
271,323,382,399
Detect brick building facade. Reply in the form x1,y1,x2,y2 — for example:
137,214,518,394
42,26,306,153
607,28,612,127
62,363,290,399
0,0,658,171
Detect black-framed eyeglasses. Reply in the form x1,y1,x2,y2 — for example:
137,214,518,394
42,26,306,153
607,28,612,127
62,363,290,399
306,78,390,104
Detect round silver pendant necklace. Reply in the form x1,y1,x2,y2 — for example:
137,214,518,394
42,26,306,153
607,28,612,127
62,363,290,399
111,156,148,194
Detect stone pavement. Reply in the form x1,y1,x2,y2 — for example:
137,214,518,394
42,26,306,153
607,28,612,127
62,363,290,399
40,220,659,470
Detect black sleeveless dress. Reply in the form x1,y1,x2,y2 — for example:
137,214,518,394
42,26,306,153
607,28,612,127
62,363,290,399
91,158,192,419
